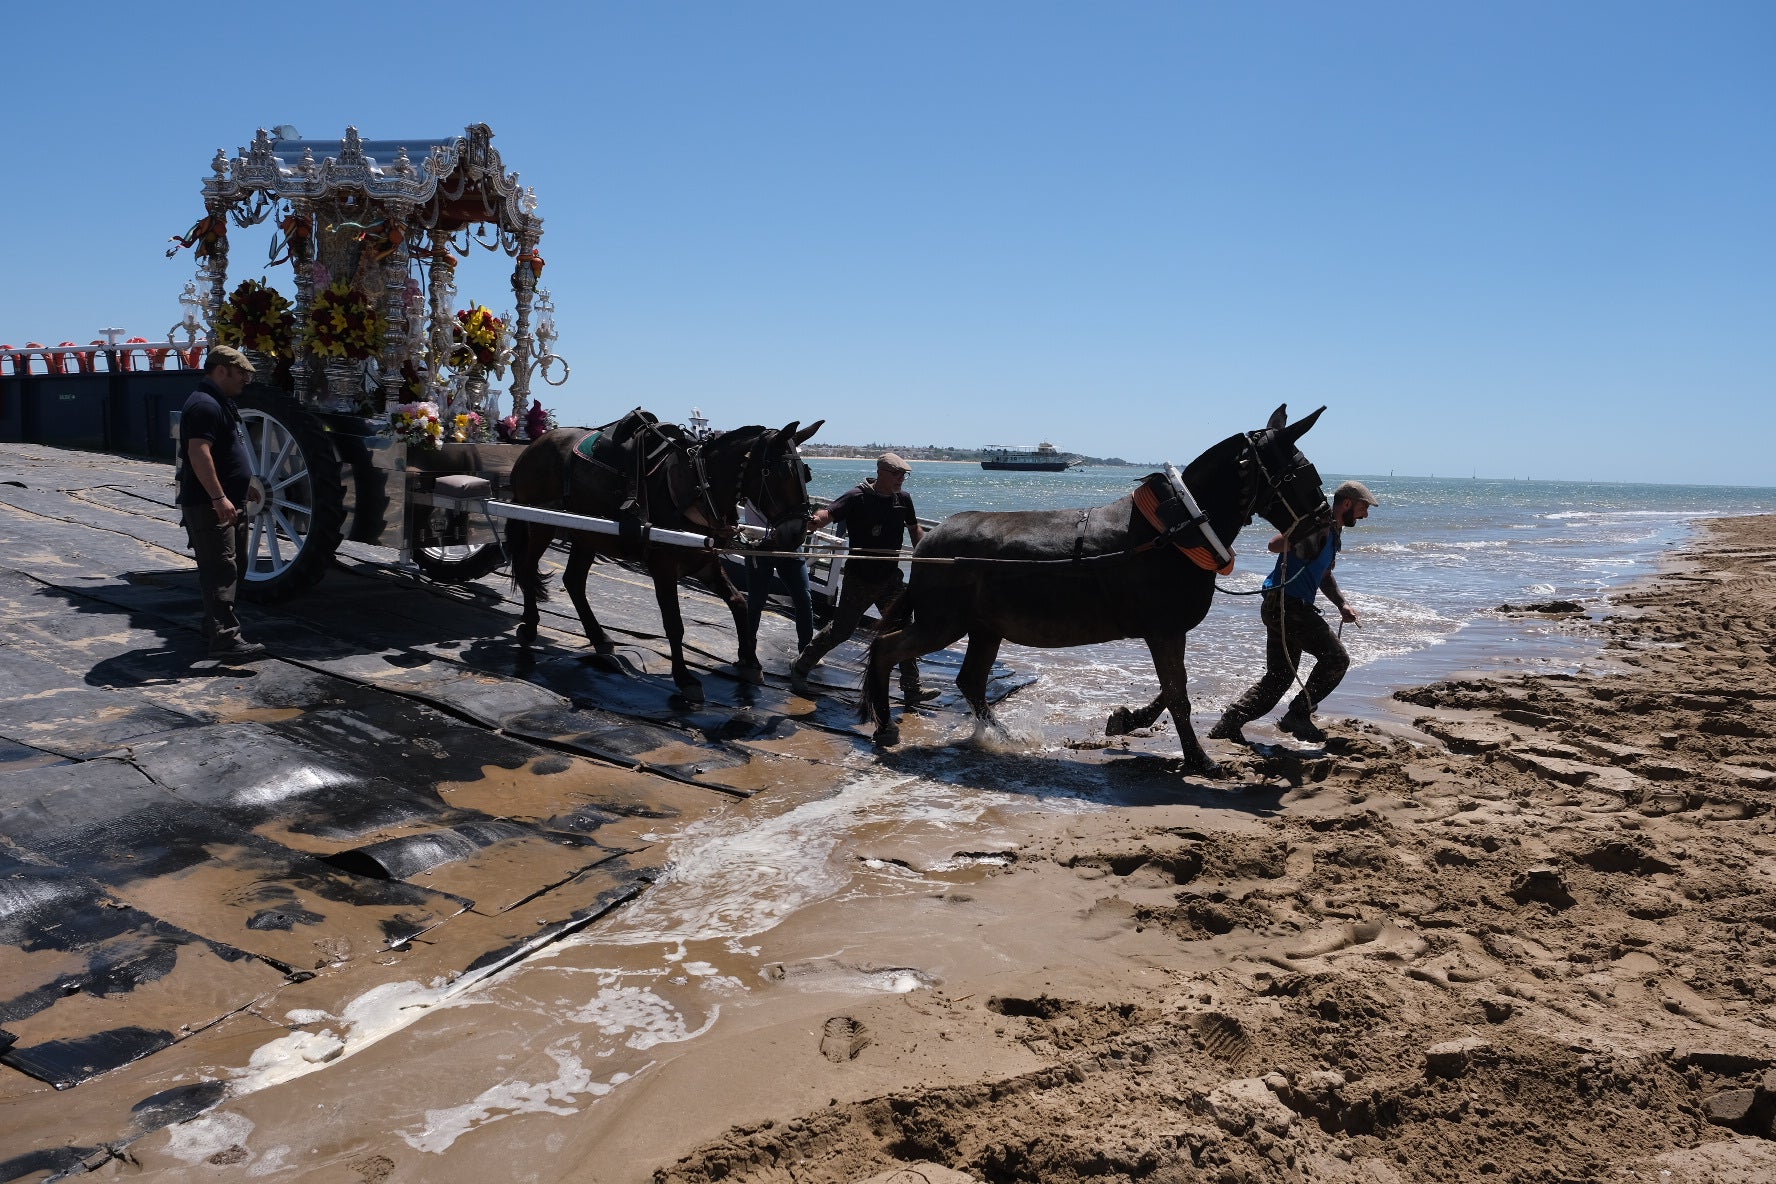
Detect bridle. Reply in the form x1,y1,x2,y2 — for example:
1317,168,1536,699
1241,429,1329,540
740,431,813,540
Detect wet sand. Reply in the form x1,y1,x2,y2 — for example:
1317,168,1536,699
642,515,1776,1184
3,443,1775,1182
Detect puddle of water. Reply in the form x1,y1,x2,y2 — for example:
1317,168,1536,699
561,770,1001,949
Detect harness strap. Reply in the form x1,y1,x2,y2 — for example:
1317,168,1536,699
1164,464,1234,569
1131,473,1236,575
1072,508,1092,562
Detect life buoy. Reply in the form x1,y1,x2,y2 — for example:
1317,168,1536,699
180,345,205,369
119,337,149,372
24,343,47,376
0,346,16,377
49,342,80,375
77,341,104,374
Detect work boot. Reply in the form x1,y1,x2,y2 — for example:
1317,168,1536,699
1207,711,1248,742
210,639,268,663
1276,708,1327,743
902,681,941,706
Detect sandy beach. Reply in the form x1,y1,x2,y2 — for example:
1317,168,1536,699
638,514,1776,1184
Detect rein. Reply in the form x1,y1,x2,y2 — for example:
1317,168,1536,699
725,433,1321,570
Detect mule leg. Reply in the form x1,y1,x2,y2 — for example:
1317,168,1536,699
866,617,968,746
709,557,762,683
511,520,556,647
647,555,703,701
956,632,1002,723
562,537,615,656
1145,634,1221,777
1105,692,1168,737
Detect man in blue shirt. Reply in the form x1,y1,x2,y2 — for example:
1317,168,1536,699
1210,479,1379,744
177,345,266,662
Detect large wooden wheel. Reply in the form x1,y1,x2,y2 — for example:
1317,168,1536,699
237,389,346,602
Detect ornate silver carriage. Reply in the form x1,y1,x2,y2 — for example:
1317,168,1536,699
167,123,570,598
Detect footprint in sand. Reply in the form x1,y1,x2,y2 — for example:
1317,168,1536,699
1284,919,1428,964
1188,1012,1255,1068
820,1016,873,1063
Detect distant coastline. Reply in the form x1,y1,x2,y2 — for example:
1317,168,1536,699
801,443,1142,467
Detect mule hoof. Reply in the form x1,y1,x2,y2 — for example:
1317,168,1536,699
1183,755,1224,779
1105,708,1135,737
675,677,705,704
515,622,537,646
874,723,901,748
734,661,764,685
587,651,623,673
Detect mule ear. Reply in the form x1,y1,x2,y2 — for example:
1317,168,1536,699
779,420,800,439
1282,405,1325,442
1266,404,1288,431
794,418,825,444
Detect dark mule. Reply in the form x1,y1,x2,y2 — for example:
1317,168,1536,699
863,405,1328,775
507,414,823,701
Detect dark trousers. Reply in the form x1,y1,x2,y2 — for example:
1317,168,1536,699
795,567,920,687
747,553,815,652
1223,590,1350,722
183,501,248,649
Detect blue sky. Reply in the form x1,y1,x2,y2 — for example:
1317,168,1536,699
2,2,1770,484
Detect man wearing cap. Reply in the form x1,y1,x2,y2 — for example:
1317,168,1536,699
1210,479,1380,744
177,345,266,662
790,453,935,703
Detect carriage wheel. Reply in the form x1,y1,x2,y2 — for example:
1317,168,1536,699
236,390,345,603
412,508,505,584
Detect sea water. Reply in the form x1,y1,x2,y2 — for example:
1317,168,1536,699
807,458,1776,729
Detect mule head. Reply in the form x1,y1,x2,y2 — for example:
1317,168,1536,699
742,422,817,548
1247,405,1330,539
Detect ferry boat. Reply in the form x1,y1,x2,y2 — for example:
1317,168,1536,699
980,442,1079,472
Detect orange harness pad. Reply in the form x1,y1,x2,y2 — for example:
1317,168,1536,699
1133,480,1235,575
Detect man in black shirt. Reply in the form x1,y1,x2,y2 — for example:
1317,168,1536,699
177,345,266,662
791,453,935,703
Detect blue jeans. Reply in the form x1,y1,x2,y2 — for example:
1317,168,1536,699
747,554,814,652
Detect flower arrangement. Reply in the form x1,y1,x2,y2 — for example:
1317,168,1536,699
304,280,386,359
525,401,557,440
212,279,295,357
451,303,509,372
496,414,520,443
390,401,444,449
450,412,484,443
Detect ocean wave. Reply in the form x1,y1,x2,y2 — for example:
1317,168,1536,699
1542,509,1701,521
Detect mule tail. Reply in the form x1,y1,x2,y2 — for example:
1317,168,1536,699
507,519,553,603
858,587,911,726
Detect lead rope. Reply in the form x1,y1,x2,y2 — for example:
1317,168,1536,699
1273,550,1318,708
